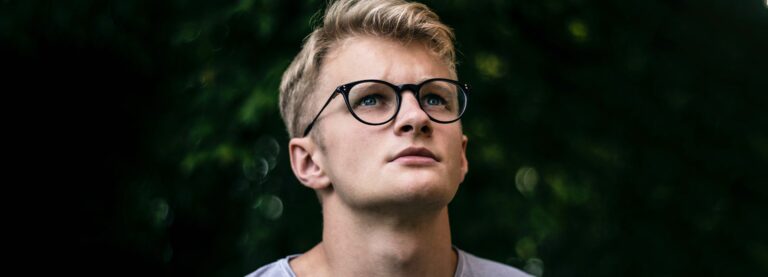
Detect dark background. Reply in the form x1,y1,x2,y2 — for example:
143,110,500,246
5,0,768,276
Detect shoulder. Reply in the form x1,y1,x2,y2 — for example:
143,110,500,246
455,248,533,277
244,255,298,277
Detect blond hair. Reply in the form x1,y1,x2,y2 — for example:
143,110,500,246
278,0,456,138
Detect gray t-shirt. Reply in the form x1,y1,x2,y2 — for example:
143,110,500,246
245,246,532,277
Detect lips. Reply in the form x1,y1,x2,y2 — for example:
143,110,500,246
390,147,439,162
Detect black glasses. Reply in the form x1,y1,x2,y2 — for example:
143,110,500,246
303,78,471,137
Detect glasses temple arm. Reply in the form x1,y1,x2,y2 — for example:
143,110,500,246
302,90,340,137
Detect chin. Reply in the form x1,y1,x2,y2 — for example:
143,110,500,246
340,170,461,212
386,176,458,208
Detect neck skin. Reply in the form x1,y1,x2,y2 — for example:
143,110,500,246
289,193,458,277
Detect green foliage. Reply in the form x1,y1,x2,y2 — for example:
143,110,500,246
8,0,767,276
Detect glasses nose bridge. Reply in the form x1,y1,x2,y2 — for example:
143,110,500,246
394,83,428,120
396,83,421,101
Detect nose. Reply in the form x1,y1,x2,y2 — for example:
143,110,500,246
393,91,432,136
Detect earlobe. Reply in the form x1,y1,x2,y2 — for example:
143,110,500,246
288,137,331,190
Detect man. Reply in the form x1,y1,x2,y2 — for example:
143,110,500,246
247,0,531,276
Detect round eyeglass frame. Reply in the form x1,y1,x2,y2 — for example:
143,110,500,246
302,78,471,137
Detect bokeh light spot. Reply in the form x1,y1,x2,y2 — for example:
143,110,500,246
243,157,269,182
568,20,588,42
256,136,280,170
200,68,215,87
515,166,539,197
214,143,235,164
253,194,284,220
150,198,172,228
475,53,503,78
524,258,544,277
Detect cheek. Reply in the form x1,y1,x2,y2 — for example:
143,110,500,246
443,131,467,171
324,127,382,179
321,129,387,205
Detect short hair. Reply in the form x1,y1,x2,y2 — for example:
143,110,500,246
278,0,457,138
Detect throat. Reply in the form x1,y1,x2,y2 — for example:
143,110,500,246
315,202,457,277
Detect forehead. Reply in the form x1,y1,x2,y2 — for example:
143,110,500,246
319,36,456,87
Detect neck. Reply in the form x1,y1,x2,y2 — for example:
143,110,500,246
291,194,457,277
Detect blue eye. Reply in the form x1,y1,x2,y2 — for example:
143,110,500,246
360,95,378,106
424,94,446,106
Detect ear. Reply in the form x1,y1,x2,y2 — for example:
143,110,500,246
288,137,332,190
460,134,469,180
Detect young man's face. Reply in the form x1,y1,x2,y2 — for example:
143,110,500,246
302,36,468,212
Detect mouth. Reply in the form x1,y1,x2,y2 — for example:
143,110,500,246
389,147,440,164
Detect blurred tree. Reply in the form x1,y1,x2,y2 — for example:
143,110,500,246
5,0,767,276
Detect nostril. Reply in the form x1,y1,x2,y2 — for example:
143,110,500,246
401,125,414,132
420,125,431,134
